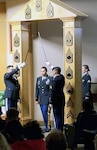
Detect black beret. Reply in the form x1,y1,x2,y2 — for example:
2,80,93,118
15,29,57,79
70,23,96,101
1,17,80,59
52,67,61,74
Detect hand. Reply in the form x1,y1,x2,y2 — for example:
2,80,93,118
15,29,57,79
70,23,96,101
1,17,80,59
46,79,50,85
18,62,26,69
51,65,54,69
35,98,39,104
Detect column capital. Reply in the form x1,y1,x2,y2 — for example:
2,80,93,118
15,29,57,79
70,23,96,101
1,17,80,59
60,17,75,23
60,17,75,28
60,17,84,28
9,21,32,31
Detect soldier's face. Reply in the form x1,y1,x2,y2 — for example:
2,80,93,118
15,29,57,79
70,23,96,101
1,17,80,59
41,68,47,76
7,67,13,73
52,69,56,76
82,66,87,74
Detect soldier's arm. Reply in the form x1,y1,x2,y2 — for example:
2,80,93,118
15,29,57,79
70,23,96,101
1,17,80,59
86,75,91,91
35,78,39,102
4,67,19,80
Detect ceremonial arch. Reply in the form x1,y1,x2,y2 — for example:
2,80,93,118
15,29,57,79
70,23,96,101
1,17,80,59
7,0,87,124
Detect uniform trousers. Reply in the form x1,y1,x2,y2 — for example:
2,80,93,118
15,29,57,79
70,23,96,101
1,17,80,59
53,105,64,131
40,104,48,130
6,98,17,110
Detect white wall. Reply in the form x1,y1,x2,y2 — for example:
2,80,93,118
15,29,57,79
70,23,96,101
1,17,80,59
33,20,64,120
38,20,63,74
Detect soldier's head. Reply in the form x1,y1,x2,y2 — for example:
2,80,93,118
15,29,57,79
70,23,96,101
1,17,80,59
7,65,13,73
41,66,47,76
82,65,90,74
52,67,61,76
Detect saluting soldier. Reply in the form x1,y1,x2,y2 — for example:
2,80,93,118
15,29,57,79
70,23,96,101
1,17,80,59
35,66,52,132
4,62,26,110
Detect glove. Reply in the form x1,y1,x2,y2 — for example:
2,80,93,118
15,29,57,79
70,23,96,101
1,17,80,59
45,61,51,66
18,62,26,69
45,61,54,70
51,65,54,69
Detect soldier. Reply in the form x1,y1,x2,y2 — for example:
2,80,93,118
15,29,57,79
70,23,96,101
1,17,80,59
51,67,65,131
82,65,93,108
4,62,26,110
82,65,92,99
35,66,52,132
